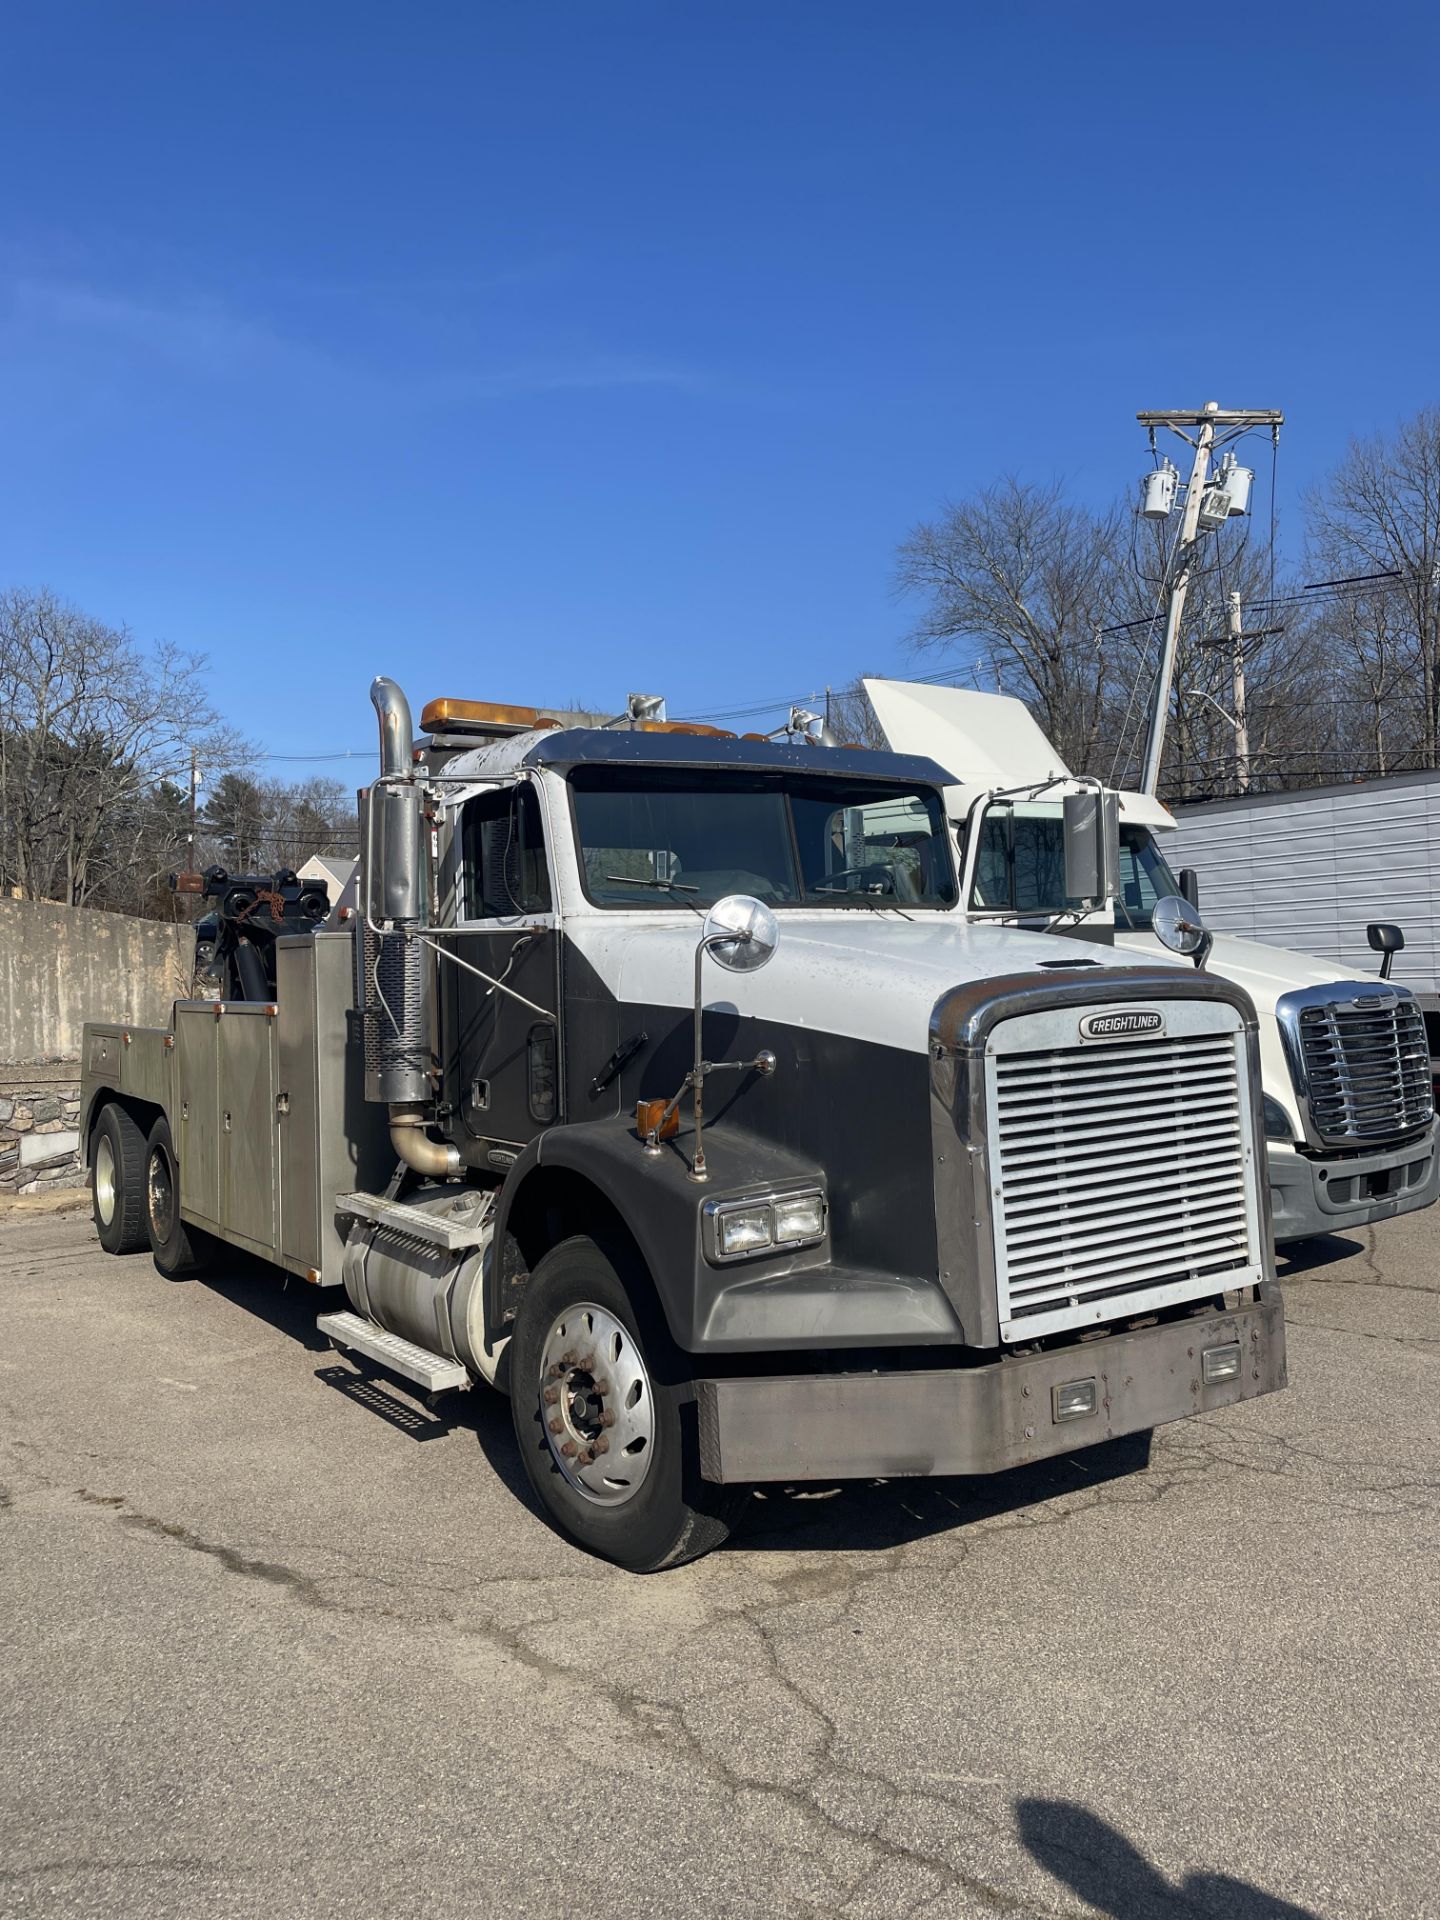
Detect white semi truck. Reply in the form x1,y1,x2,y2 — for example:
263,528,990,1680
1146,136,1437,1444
864,679,1438,1245
82,677,1287,1569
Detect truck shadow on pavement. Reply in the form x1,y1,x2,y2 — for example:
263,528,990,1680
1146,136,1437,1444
1016,1799,1320,1919
1274,1232,1364,1277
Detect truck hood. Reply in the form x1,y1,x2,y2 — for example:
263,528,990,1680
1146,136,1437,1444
569,913,1205,1060
1114,927,1383,1019
1116,926,1393,1130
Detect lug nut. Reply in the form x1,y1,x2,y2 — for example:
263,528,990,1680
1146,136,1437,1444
547,1419,563,1435
546,1364,563,1381
593,1436,610,1455
576,1449,594,1467
543,1387,559,1405
594,1378,611,1396
560,1440,577,1457
601,1410,616,1428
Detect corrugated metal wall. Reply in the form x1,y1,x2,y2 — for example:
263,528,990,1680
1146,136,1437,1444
1167,773,1440,995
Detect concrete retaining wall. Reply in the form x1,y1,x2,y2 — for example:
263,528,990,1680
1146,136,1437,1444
0,1063,84,1194
0,900,193,1061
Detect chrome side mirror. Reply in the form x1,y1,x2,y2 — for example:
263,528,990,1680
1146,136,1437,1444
1062,789,1119,907
702,894,780,972
1154,893,1213,971
641,895,781,1181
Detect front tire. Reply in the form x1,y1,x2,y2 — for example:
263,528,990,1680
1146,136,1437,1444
509,1235,748,1571
144,1117,214,1278
91,1103,148,1254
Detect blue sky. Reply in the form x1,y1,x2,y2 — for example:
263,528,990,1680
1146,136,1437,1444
3,1,1437,778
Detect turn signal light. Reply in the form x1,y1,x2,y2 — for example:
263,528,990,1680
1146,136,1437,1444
636,1099,679,1142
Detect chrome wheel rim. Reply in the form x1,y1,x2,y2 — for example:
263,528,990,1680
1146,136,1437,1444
538,1302,654,1506
94,1135,117,1226
146,1146,174,1241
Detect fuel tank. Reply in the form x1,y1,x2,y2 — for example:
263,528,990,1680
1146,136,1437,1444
340,1184,502,1383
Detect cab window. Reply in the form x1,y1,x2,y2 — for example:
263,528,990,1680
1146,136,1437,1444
461,784,552,919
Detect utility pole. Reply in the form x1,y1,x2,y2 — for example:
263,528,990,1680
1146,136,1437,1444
1226,591,1250,793
1135,401,1284,795
1192,591,1286,795
188,746,199,872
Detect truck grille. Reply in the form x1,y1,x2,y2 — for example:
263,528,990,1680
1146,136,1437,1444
1293,993,1432,1147
990,1030,1259,1339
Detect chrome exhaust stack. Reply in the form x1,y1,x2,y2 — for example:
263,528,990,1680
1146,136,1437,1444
359,676,460,1176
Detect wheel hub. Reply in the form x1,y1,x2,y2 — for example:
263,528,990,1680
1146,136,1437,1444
147,1147,174,1240
539,1303,654,1506
94,1135,116,1227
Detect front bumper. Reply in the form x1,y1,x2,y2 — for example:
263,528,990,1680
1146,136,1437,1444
695,1285,1286,1483
1266,1124,1439,1244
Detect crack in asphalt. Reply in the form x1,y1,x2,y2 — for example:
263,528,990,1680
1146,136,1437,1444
54,1478,1136,1918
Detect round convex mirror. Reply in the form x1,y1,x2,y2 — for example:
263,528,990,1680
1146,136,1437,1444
1153,892,1207,957
702,894,780,972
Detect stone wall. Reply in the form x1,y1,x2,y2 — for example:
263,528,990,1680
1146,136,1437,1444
0,900,193,1062
0,1063,84,1195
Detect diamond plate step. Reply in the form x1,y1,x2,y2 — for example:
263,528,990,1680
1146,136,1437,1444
317,1310,470,1394
335,1189,493,1252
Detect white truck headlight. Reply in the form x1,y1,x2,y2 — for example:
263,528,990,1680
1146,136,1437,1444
1262,1095,1295,1141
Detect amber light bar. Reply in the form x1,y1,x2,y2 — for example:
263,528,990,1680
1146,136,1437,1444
421,696,736,741
420,697,559,735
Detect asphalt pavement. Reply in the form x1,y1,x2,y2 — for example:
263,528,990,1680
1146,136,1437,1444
2,1200,1437,1919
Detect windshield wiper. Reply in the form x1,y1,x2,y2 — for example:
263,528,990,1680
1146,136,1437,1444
817,889,914,922
604,875,700,893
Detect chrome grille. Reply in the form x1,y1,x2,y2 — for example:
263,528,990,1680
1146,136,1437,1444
990,1029,1260,1339
1293,992,1432,1147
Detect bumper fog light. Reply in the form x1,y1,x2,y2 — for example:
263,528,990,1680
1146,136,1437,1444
1202,1342,1242,1385
773,1193,826,1244
1053,1378,1099,1423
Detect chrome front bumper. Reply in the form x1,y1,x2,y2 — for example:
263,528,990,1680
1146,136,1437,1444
696,1285,1287,1483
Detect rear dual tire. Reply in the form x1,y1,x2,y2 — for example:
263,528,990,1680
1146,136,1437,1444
143,1118,214,1278
91,1103,149,1254
509,1234,749,1571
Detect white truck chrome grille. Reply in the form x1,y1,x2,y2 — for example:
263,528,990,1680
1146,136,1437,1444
986,1010,1264,1342
1294,994,1432,1146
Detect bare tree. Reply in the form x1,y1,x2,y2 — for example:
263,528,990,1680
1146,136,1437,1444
895,479,1125,772
1306,407,1440,768
0,587,245,909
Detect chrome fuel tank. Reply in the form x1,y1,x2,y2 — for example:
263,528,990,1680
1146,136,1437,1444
341,1184,501,1383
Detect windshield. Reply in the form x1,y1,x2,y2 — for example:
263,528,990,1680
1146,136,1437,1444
969,802,1182,927
571,768,958,909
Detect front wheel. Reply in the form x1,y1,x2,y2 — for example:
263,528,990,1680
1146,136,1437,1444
509,1235,748,1571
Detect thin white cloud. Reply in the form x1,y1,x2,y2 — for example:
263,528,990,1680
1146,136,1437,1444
4,275,703,405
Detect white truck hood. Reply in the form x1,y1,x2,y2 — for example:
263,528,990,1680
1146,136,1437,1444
1117,927,1390,1129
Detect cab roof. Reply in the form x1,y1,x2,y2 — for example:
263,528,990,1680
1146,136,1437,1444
520,726,956,788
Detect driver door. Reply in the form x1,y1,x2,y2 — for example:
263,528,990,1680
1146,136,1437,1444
444,781,560,1159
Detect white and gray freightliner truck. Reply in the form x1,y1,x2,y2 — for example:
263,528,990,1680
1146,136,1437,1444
82,678,1287,1569
864,679,1439,1246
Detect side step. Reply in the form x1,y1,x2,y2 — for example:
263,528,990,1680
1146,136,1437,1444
335,1189,493,1253
317,1310,470,1394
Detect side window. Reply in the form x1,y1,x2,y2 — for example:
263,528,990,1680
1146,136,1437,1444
461,785,552,919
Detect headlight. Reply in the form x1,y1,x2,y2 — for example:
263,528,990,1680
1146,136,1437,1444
773,1193,826,1243
1262,1094,1295,1141
705,1188,827,1262
717,1205,773,1257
